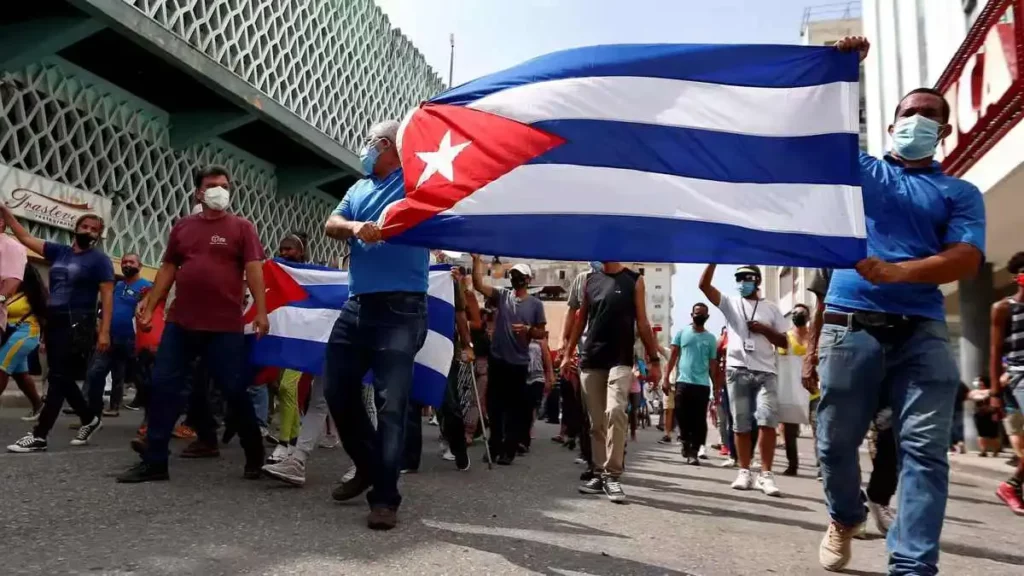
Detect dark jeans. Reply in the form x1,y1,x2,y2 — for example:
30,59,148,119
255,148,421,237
134,349,155,418
438,359,468,461
523,380,544,448
867,423,898,506
184,357,221,444
675,383,711,457
543,380,561,424
628,392,642,434
486,356,529,460
784,423,801,471
34,311,98,438
323,292,427,509
143,323,262,465
404,401,423,471
84,337,135,413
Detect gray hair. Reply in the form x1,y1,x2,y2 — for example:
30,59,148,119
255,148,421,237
368,120,399,143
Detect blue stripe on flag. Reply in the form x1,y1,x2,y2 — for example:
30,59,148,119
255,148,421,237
247,336,326,375
433,44,859,105
527,120,861,186
392,213,866,268
292,283,349,308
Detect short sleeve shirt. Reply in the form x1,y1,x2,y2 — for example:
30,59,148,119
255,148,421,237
808,268,832,300
332,169,428,296
827,153,985,320
0,234,27,326
111,277,152,341
717,293,787,374
163,213,264,332
489,288,546,366
673,327,719,386
43,242,114,313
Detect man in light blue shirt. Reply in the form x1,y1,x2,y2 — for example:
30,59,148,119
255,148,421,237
664,303,719,465
323,120,429,531
816,38,986,575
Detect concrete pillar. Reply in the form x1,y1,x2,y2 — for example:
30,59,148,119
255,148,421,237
958,262,993,383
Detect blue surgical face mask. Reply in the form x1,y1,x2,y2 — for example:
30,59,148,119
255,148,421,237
737,281,756,297
589,261,602,272
360,144,381,175
891,115,941,161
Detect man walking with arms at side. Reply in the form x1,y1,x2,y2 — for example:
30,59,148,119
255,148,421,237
563,261,662,503
321,120,429,531
816,38,986,575
664,302,719,465
117,165,269,483
700,264,788,496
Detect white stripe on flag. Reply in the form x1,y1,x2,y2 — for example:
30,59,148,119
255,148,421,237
449,164,866,238
250,307,341,341
467,76,859,137
285,266,350,287
415,329,454,376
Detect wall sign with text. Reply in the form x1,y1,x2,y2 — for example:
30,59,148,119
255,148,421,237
0,162,113,236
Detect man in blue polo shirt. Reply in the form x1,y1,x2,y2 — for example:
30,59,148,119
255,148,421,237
815,38,986,576
84,252,151,417
323,119,429,531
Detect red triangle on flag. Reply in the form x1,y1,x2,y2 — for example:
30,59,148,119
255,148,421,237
380,103,565,238
243,260,308,325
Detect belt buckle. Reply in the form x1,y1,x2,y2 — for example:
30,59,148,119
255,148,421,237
855,312,890,328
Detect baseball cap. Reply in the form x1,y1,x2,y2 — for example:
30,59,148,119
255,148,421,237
735,265,761,279
510,263,533,277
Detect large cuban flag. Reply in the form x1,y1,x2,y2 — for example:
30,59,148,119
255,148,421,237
243,260,455,407
378,44,866,267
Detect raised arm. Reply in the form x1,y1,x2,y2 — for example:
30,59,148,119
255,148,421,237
699,264,722,308
0,206,45,256
470,254,494,300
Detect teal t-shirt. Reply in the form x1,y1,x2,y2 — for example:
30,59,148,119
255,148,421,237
673,327,718,386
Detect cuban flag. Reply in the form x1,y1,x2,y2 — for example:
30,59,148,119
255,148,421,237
379,44,865,267
243,260,455,407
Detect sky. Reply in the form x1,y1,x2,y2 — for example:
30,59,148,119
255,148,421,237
373,0,815,335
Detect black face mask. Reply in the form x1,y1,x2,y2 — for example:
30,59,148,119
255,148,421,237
792,313,808,327
74,232,96,249
692,314,709,326
121,266,139,278
510,271,528,290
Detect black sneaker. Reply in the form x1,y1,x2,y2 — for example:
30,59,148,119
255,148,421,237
455,450,471,472
578,476,604,494
603,477,627,503
70,417,103,446
124,400,142,411
657,436,672,445
580,468,597,481
496,454,513,466
332,473,371,502
116,461,169,483
7,434,47,453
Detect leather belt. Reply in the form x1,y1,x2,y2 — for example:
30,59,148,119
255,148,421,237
822,311,917,332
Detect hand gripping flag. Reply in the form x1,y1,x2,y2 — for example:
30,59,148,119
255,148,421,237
244,260,455,407
379,44,866,267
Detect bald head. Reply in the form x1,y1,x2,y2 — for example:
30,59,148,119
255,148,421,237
363,120,401,178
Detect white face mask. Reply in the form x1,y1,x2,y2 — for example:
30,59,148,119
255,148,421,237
203,186,230,211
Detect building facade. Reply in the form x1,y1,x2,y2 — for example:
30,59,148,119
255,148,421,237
1,0,445,273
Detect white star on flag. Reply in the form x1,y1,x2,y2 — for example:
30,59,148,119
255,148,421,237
415,130,471,188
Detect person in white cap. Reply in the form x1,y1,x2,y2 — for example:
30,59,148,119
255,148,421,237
700,264,788,497
471,256,546,465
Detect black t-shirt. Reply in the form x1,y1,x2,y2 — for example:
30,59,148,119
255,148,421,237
581,268,639,370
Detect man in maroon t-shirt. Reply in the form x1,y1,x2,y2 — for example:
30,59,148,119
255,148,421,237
117,165,270,483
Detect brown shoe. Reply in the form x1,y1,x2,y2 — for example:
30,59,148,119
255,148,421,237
367,507,398,530
180,440,220,459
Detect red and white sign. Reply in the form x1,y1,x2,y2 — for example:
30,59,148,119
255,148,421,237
936,0,1022,175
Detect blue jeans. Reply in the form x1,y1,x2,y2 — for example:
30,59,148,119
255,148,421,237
249,385,269,429
817,318,957,576
143,323,262,465
84,337,135,414
324,292,427,509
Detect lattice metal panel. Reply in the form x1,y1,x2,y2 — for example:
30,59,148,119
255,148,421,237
0,61,345,267
124,0,447,151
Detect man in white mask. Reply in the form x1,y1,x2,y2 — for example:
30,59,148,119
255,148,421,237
117,165,270,484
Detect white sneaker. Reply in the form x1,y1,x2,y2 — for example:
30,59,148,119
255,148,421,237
262,456,306,487
266,444,290,464
719,457,737,468
318,433,340,449
441,448,456,461
755,471,781,497
819,520,857,571
697,445,708,460
867,501,895,535
730,468,754,490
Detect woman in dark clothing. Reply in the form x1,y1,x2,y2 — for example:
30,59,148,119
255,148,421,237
4,208,114,452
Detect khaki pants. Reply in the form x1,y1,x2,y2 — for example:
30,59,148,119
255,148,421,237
581,365,632,478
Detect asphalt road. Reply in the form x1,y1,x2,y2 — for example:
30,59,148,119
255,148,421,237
1,411,1021,576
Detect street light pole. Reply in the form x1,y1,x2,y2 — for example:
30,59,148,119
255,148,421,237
448,33,455,86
